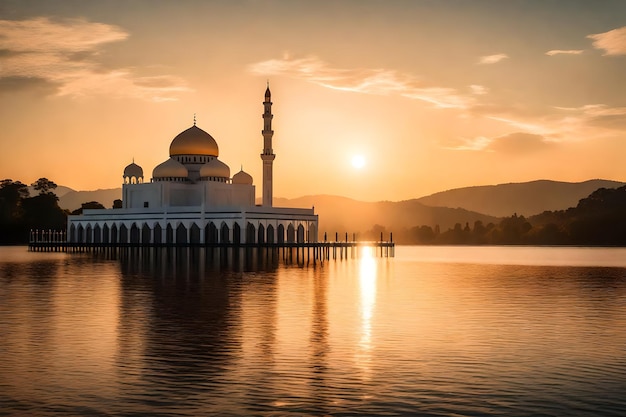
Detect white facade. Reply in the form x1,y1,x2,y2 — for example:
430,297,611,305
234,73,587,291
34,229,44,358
67,86,318,245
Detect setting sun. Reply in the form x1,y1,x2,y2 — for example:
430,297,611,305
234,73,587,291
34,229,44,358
352,155,366,169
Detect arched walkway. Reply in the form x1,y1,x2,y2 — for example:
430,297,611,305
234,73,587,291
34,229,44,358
102,224,109,244
267,224,275,244
154,224,162,244
120,224,128,244
111,224,118,244
205,222,218,244
277,224,285,244
166,224,174,244
130,223,140,244
221,223,230,244
246,222,256,244
94,224,101,244
190,223,201,244
297,224,305,243
258,224,265,244
233,223,241,245
176,224,187,244
69,224,76,243
287,224,295,243
141,224,151,244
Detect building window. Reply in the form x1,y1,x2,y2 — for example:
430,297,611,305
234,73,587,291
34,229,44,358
144,202,149,208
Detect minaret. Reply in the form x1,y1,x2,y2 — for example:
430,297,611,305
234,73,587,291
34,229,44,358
261,83,276,207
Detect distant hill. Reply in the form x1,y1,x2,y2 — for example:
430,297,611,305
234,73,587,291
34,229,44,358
416,179,626,217
58,188,122,211
54,179,625,235
272,195,498,237
27,185,75,199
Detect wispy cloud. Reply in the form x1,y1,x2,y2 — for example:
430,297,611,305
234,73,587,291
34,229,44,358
447,132,552,153
478,54,508,64
0,17,191,101
588,26,626,56
545,49,584,56
469,84,488,95
249,55,474,109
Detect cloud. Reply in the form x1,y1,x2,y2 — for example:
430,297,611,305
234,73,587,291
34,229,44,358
478,54,508,64
588,26,626,56
444,136,492,151
0,17,191,101
469,84,488,95
488,132,553,153
446,132,553,153
545,49,584,56
557,104,626,130
249,55,474,109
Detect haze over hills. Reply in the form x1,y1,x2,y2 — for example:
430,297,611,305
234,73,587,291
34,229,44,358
272,195,498,236
53,179,624,235
416,179,626,217
57,188,122,211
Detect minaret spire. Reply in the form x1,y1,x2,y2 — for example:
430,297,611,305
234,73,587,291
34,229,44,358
261,83,275,207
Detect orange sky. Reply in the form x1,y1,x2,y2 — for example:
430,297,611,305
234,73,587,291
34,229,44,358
1,0,626,201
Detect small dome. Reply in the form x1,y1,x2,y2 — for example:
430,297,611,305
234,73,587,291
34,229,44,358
123,161,143,178
169,125,219,157
200,158,230,179
232,169,253,185
152,158,188,179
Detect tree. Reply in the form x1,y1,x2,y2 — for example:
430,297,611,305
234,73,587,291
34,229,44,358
113,199,123,209
71,201,105,215
32,178,58,196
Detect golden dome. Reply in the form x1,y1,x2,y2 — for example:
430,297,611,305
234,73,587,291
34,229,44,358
169,125,219,157
232,169,253,185
200,158,230,179
152,158,188,179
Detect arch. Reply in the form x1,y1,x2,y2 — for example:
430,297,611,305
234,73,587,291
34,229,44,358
205,222,218,244
111,224,118,244
69,224,76,243
166,224,174,244
102,224,110,244
267,224,275,244
190,223,201,244
77,224,85,243
308,223,317,243
246,222,256,244
120,224,128,244
287,224,295,243
233,222,241,245
154,223,162,244
130,223,140,244
176,223,188,244
94,224,102,244
257,224,265,244
277,224,285,244
297,224,305,243
85,224,92,243
220,223,230,244
141,223,151,244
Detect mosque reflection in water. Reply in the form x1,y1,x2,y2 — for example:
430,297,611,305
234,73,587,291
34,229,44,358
108,246,380,413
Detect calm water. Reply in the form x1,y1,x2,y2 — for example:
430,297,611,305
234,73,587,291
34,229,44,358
1,245,626,416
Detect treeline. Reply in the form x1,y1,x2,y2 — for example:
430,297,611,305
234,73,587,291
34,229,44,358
0,177,115,244
0,178,67,244
364,185,626,246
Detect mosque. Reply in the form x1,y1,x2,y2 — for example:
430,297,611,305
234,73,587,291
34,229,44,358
67,86,318,245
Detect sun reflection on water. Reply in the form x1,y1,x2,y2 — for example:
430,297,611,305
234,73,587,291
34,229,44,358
356,246,377,378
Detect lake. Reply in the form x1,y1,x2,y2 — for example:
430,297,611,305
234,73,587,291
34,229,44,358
1,245,625,416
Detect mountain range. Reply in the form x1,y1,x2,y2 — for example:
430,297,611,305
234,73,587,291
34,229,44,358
52,179,625,235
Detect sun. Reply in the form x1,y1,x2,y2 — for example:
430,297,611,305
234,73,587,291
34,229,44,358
351,154,366,169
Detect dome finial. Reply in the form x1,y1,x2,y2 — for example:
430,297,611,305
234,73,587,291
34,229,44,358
193,113,196,126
